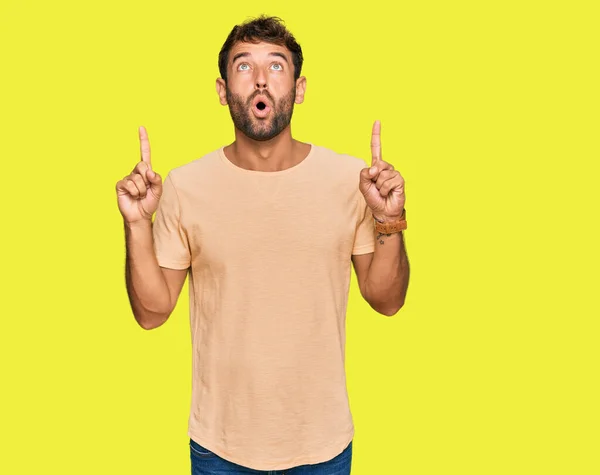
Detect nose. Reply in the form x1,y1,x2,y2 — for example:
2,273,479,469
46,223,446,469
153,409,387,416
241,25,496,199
255,79,268,90
254,69,268,90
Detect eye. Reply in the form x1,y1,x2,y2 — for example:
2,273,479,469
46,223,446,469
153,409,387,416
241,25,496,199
238,63,250,71
270,63,283,71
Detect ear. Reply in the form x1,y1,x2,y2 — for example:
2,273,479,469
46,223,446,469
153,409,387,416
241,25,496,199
216,78,228,106
294,76,307,104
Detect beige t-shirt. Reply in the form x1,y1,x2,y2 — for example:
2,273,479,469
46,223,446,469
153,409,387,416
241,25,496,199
152,143,375,471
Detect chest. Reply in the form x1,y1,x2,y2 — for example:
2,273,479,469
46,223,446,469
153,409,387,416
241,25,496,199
181,177,359,269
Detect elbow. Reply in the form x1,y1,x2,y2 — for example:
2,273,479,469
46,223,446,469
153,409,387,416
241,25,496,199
370,297,405,317
138,317,168,330
380,302,404,316
364,281,407,317
135,309,171,330
134,295,175,330
138,319,162,330
390,302,405,316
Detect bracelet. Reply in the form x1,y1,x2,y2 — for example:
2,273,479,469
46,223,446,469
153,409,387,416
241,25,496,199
374,208,407,234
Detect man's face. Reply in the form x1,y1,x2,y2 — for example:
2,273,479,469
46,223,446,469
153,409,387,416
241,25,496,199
217,41,305,141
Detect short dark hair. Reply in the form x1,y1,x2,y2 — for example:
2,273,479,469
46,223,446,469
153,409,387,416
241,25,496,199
218,15,303,83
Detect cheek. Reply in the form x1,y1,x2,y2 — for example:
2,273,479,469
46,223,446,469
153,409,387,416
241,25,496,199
273,81,296,102
228,77,254,95
278,77,296,92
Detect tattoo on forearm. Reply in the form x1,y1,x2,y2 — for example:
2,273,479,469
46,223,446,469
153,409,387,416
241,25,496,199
376,232,392,245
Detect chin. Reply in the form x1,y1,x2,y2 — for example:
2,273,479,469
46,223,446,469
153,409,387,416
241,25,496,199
246,131,280,141
244,124,280,141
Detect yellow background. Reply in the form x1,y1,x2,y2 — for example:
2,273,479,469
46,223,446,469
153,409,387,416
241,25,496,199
1,1,598,473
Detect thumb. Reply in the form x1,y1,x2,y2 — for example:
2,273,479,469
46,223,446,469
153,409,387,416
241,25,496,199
147,169,162,186
359,166,376,184
359,166,375,193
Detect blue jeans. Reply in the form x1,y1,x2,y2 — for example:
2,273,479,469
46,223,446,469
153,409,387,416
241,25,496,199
190,438,352,475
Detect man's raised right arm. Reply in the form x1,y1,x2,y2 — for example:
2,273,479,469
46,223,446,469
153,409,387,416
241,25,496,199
116,126,187,330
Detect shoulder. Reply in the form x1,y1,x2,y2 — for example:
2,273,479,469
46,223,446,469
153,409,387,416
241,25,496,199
310,144,369,201
163,148,222,187
311,144,369,174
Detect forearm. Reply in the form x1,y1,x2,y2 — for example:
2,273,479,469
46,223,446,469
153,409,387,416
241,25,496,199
365,230,410,315
124,220,171,328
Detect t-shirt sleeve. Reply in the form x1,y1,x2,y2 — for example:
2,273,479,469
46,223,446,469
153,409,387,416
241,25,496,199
152,173,191,270
352,181,376,256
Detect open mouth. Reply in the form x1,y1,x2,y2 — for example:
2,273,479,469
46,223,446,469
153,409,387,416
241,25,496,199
252,97,271,118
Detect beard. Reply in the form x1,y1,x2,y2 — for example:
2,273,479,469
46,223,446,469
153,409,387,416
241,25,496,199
226,86,296,141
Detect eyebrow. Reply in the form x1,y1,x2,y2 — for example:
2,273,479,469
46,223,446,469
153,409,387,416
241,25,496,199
231,51,290,65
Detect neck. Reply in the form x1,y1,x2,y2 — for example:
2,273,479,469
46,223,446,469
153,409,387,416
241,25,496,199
225,125,305,172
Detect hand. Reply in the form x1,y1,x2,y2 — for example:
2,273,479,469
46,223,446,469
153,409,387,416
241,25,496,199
358,120,406,222
116,126,163,224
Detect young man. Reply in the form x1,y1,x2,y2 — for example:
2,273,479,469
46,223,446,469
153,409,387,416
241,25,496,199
116,15,409,475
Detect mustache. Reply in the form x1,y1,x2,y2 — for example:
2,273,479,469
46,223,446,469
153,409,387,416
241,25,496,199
248,90,274,105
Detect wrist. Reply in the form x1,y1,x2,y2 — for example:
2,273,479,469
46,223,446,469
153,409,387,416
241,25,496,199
373,208,407,234
373,208,405,223
374,215,396,223
124,218,152,230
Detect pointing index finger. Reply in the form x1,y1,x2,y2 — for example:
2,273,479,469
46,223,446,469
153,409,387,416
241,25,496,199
139,126,151,165
371,120,381,165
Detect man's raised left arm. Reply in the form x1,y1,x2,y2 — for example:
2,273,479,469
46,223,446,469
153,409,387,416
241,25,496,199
354,120,410,316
